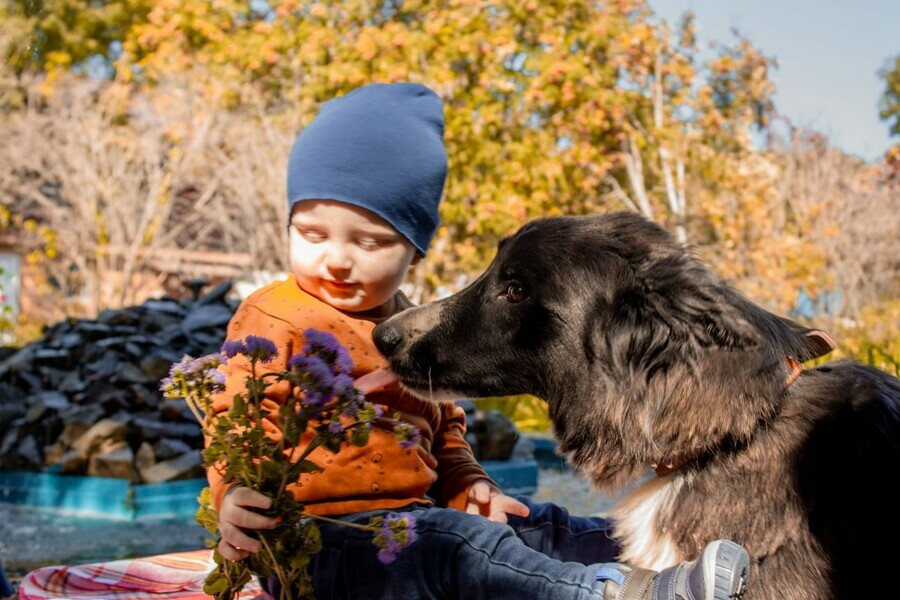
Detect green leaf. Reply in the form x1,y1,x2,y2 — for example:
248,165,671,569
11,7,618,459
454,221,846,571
262,459,284,480
288,548,312,570
287,458,324,482
195,504,220,535
203,570,230,595
248,555,274,578
351,426,370,447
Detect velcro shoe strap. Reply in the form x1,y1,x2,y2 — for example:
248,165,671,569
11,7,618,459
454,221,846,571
651,563,683,600
617,567,657,600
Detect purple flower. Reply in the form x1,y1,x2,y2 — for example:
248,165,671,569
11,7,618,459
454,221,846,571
244,335,278,363
373,513,418,565
304,390,332,407
159,355,192,392
302,329,354,374
394,422,421,449
220,337,278,363
331,373,356,398
377,539,400,565
163,353,221,381
288,354,335,390
159,378,174,394
159,353,225,398
206,368,226,387
166,354,196,378
302,329,342,354
328,420,345,434
332,349,354,375
221,339,245,358
204,353,226,367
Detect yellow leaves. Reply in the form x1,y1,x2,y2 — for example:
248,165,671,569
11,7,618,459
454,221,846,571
11,0,882,339
253,21,273,35
260,40,280,65
354,30,378,62
546,60,570,81
386,63,411,82
347,72,368,87
423,17,444,36
45,51,73,71
560,80,576,105
538,31,558,47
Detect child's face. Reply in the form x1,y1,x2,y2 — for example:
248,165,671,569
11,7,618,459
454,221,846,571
289,200,420,315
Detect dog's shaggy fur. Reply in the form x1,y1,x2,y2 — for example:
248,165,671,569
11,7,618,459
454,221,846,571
373,212,900,600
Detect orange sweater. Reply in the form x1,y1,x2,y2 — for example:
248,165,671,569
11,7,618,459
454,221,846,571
207,275,490,516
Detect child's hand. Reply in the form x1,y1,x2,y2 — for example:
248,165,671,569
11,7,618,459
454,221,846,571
217,485,278,561
465,479,531,523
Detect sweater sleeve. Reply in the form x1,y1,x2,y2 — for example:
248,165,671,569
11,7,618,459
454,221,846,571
429,401,493,510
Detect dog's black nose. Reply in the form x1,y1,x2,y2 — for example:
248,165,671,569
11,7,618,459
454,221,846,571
373,322,403,357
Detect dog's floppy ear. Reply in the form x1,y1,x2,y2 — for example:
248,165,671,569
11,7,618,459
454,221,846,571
637,257,764,352
696,303,762,350
779,317,837,361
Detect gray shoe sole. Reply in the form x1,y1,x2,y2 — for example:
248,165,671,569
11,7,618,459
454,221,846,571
700,540,750,600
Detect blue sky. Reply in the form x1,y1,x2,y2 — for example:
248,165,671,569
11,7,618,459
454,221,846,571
651,1,899,162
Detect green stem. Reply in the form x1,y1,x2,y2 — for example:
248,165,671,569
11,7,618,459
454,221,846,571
273,389,294,505
250,359,264,486
184,395,205,426
300,512,378,532
258,533,292,600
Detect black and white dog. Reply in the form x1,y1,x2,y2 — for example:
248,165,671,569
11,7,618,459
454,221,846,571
373,211,900,600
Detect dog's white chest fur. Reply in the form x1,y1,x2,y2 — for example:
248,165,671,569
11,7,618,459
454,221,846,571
611,475,683,570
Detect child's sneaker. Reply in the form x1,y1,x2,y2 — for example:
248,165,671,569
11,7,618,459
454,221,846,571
597,539,750,600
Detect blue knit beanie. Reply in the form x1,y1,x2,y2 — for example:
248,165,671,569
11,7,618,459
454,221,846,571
286,82,447,255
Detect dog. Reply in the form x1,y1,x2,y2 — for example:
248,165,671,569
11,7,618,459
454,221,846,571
372,211,900,600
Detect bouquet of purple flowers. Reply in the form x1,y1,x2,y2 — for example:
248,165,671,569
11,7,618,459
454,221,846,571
160,329,418,600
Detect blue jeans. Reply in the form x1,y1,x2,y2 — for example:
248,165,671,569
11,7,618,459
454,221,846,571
262,497,622,599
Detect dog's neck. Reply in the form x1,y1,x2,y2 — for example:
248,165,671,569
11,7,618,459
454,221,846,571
652,356,804,478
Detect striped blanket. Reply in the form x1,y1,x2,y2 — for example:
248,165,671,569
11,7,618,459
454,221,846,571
18,550,270,600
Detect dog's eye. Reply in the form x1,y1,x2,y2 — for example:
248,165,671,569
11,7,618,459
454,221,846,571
505,283,527,303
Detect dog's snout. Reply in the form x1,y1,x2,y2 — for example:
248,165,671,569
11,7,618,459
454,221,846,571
373,322,403,357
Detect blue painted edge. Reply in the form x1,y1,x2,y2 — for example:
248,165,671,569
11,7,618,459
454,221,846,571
0,471,202,521
0,471,135,519
0,460,538,521
482,459,539,497
529,436,571,471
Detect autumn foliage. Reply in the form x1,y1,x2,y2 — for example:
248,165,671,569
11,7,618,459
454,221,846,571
1,1,897,390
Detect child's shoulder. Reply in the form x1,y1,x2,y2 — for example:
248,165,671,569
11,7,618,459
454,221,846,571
237,276,322,320
243,275,294,301
228,278,336,342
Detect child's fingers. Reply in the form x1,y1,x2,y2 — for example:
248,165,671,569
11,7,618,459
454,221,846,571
470,480,492,504
221,490,276,529
230,486,273,510
218,535,252,561
486,495,530,523
487,510,509,524
231,506,278,531
508,497,531,517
